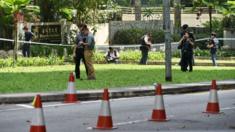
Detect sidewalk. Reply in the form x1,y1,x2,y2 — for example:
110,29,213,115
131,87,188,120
0,80,234,104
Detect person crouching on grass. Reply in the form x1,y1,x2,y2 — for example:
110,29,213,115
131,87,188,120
81,27,96,80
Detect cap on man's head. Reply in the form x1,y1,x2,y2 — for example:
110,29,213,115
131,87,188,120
211,32,216,36
182,24,189,30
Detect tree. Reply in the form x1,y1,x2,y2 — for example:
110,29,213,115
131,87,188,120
0,0,39,50
133,0,142,20
174,0,181,34
163,0,172,81
218,0,235,29
193,0,227,33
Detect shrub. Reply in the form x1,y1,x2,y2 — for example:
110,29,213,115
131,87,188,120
112,28,165,45
0,57,64,68
223,15,235,29
30,45,73,57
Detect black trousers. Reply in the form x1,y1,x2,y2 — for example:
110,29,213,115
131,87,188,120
181,51,193,72
75,48,88,79
139,49,149,65
22,44,30,57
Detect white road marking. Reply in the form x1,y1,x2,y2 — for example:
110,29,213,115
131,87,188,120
16,104,34,109
0,108,25,112
87,115,175,129
221,107,235,111
115,119,148,126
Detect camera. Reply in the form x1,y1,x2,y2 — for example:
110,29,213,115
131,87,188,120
83,38,86,43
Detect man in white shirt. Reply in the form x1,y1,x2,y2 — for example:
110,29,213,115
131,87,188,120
211,32,219,49
105,47,119,64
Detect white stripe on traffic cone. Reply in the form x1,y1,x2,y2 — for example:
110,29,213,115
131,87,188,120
149,83,168,122
93,89,117,130
64,72,78,103
204,80,220,114
30,95,46,132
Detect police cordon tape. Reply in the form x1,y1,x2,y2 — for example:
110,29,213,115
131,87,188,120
0,37,234,49
0,37,234,53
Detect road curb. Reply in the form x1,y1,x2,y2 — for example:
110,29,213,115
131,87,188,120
0,80,234,104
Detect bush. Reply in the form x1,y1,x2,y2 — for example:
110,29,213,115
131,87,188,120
0,57,64,68
112,28,166,45
30,45,73,57
223,15,235,29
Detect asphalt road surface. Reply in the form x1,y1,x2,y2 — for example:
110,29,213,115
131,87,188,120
0,90,235,132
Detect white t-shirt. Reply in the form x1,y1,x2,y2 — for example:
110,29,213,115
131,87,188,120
105,50,119,58
213,37,219,48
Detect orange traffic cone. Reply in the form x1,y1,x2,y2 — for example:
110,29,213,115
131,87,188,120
150,83,168,121
30,95,46,132
204,80,220,114
94,89,117,129
64,72,78,103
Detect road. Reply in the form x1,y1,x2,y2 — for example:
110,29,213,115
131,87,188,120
0,90,235,132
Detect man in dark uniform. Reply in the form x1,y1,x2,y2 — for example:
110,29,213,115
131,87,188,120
179,24,195,66
73,24,88,79
22,26,33,57
139,33,152,65
178,31,194,72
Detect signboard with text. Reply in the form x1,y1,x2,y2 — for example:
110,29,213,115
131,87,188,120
31,22,61,44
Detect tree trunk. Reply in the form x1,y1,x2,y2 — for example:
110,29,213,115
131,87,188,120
13,22,19,65
134,0,141,21
163,0,172,81
209,6,212,33
174,0,181,34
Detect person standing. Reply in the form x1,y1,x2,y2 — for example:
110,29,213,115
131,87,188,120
179,24,195,66
73,24,88,79
82,27,96,80
22,26,34,57
211,32,219,49
178,31,194,72
207,38,217,66
139,33,152,65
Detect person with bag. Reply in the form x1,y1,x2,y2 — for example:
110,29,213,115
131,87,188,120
73,24,88,79
178,31,194,72
207,37,217,66
139,33,152,65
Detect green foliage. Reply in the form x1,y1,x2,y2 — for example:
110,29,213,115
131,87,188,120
222,15,235,29
93,50,165,63
0,56,64,68
0,49,234,68
194,48,211,56
112,28,165,45
202,17,223,36
30,45,73,57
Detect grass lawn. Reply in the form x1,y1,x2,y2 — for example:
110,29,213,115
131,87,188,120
0,64,235,93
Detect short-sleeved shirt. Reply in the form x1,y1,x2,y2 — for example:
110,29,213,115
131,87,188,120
76,32,84,49
210,40,217,54
84,33,95,50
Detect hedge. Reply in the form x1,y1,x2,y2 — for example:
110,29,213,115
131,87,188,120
0,49,234,68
